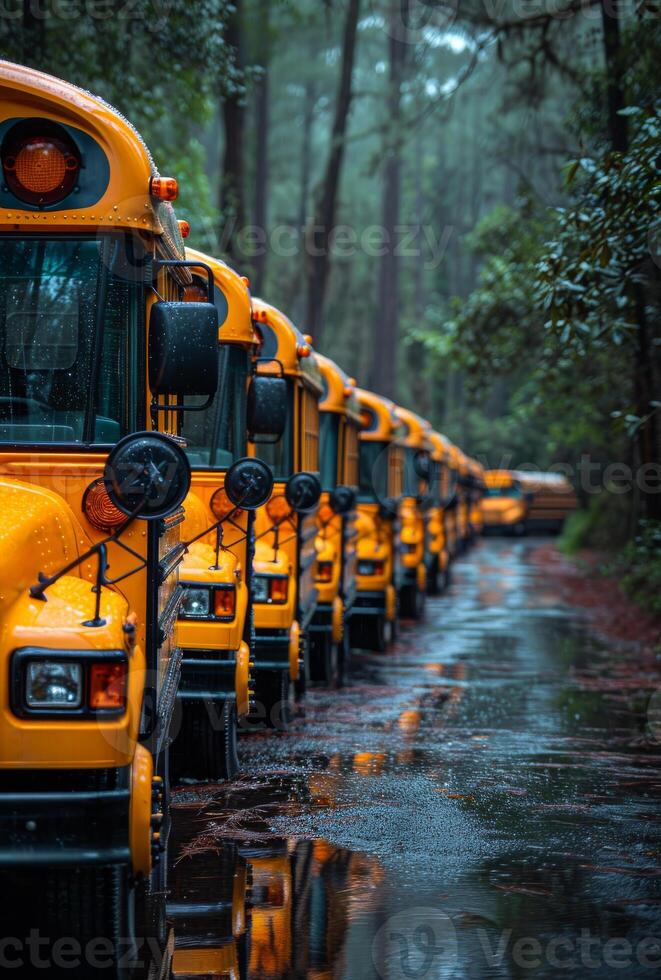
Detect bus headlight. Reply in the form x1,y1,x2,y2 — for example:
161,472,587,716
253,575,288,604
26,661,83,708
179,586,237,622
180,587,211,619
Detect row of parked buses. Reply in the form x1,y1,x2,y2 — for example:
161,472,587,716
0,62,490,975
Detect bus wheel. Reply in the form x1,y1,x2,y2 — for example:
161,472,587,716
171,699,240,782
257,669,293,730
426,558,441,596
309,633,339,687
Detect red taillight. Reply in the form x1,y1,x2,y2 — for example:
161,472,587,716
213,588,236,618
316,561,333,583
89,662,127,710
83,479,126,532
3,132,79,205
269,578,288,603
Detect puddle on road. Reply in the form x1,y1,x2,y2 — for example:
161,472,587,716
170,538,661,978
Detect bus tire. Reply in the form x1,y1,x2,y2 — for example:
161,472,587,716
257,668,293,730
309,633,338,687
171,699,239,782
426,557,441,596
400,584,424,620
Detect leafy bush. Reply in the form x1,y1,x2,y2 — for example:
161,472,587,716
558,492,632,554
617,521,661,618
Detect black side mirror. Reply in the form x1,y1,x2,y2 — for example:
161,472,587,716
285,472,322,514
378,497,398,521
224,457,274,511
416,493,433,512
413,450,431,481
330,485,356,515
149,302,219,397
247,375,288,440
104,432,191,520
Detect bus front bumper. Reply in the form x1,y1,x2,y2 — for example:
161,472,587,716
0,767,130,868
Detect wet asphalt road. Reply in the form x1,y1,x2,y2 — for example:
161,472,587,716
170,537,661,979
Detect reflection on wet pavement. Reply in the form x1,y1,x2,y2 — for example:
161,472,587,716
170,538,661,978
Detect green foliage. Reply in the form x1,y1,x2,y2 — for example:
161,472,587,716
558,491,632,554
595,520,661,617
0,1,234,212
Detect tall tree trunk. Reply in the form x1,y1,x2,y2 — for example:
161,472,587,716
372,1,406,400
220,0,246,264
305,0,360,343
600,2,660,519
22,0,44,63
600,0,628,154
252,0,270,294
407,129,430,417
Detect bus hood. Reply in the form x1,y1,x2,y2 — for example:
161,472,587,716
0,477,82,610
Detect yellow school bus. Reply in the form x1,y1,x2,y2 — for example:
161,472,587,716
249,299,322,723
310,354,361,685
468,458,486,538
172,248,275,781
169,828,249,980
483,469,530,534
0,62,220,966
426,431,453,593
455,447,473,549
350,388,403,651
393,406,431,619
513,470,577,532
247,844,293,980
443,440,461,560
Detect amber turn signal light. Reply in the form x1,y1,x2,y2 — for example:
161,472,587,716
150,176,178,201
266,496,290,525
83,479,126,531
89,662,127,710
316,561,333,583
269,578,288,603
213,588,236,618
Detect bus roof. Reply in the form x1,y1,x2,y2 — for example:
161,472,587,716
485,469,515,488
251,296,322,393
355,388,401,443
185,247,258,346
393,406,431,451
0,61,181,244
316,353,361,422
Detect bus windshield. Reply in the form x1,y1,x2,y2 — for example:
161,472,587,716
319,412,339,490
182,345,249,468
359,440,388,502
252,378,294,480
486,485,521,498
0,236,138,445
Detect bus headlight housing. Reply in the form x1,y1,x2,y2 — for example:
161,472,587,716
179,586,236,622
11,649,127,717
253,575,288,604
